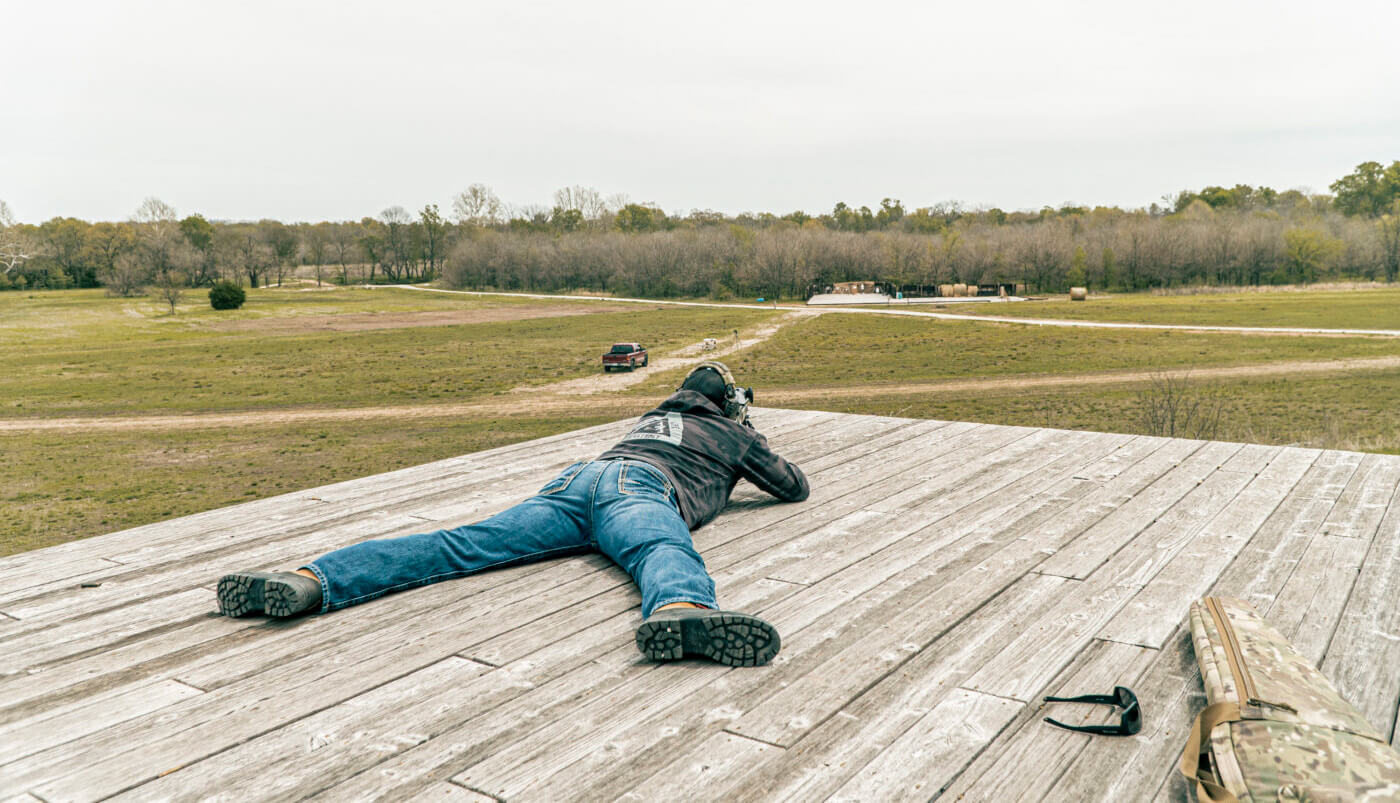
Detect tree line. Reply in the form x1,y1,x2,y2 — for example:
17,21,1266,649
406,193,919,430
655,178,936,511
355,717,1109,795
2,162,1397,300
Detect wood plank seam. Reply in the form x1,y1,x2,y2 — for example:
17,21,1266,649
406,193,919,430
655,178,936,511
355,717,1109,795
447,779,502,801
460,784,504,801
718,729,789,750
955,687,1028,705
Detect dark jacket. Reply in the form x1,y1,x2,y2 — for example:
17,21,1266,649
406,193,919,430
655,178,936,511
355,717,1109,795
596,390,810,529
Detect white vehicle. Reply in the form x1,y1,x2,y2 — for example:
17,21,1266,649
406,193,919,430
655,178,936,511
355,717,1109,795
702,338,717,351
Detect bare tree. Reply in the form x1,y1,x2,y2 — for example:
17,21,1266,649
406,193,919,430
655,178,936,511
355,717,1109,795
378,206,413,280
328,222,360,284
153,269,185,314
451,184,503,226
130,197,180,281
103,250,149,296
553,185,608,223
302,223,328,286
1136,372,1226,440
0,200,32,276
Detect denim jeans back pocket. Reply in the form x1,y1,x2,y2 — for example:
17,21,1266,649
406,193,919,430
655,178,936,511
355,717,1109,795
538,461,586,495
618,461,673,503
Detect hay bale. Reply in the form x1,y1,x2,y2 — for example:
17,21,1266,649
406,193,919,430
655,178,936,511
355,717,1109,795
1069,286,1088,301
939,284,954,297
952,283,968,297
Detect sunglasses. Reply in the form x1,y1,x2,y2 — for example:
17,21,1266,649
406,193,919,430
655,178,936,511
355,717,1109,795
1042,685,1142,736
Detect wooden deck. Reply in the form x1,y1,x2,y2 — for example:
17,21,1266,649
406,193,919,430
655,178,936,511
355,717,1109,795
3,409,1400,802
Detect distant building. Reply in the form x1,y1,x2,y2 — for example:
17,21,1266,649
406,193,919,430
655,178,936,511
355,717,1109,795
829,281,884,295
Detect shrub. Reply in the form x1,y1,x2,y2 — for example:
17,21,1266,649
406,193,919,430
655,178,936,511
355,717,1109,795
208,280,246,310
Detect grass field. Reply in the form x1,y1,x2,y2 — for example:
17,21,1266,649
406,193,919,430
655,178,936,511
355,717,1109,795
3,287,774,417
5,284,1400,555
929,284,1400,329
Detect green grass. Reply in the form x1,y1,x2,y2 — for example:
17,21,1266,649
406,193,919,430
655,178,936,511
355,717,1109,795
927,285,1400,329
3,287,774,418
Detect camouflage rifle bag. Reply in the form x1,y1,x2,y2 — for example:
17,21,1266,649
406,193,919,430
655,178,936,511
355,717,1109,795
1179,595,1400,802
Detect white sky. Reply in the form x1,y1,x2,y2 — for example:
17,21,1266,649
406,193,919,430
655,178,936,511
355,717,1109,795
3,0,1398,223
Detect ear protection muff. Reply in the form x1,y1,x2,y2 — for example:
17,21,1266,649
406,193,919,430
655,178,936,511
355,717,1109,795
681,360,753,423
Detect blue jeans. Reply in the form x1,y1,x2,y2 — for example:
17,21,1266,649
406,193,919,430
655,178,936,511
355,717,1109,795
303,459,718,618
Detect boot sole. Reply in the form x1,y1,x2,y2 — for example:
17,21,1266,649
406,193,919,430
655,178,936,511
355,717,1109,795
636,612,780,667
217,572,319,618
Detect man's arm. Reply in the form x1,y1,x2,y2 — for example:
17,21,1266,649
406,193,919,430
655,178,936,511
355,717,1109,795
739,435,810,502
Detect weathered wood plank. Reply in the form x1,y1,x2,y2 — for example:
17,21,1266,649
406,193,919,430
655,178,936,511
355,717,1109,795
1098,447,1318,648
969,453,1260,701
1037,440,1244,579
614,732,778,803
404,782,496,802
0,557,124,607
0,589,212,676
106,657,491,803
0,678,202,764
0,612,250,713
1319,453,1400,537
939,639,1157,802
1320,468,1400,740
1292,449,1364,500
829,688,1022,803
763,429,1121,586
695,422,1018,571
1269,534,1371,665
1009,436,1202,561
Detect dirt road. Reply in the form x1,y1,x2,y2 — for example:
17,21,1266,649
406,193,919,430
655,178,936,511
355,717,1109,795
526,311,818,396
389,284,1400,338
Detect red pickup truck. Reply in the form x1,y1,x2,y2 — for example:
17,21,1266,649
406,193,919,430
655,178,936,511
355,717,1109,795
602,343,648,372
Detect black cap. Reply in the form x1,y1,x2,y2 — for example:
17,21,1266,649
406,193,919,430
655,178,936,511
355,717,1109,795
680,367,728,408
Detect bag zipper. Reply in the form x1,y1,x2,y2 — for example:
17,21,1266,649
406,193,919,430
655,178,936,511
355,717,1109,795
1204,597,1296,713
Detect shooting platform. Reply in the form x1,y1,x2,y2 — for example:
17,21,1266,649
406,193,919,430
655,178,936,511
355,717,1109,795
4,409,1400,801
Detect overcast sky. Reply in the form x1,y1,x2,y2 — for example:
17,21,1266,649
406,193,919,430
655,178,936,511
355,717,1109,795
4,0,1398,223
